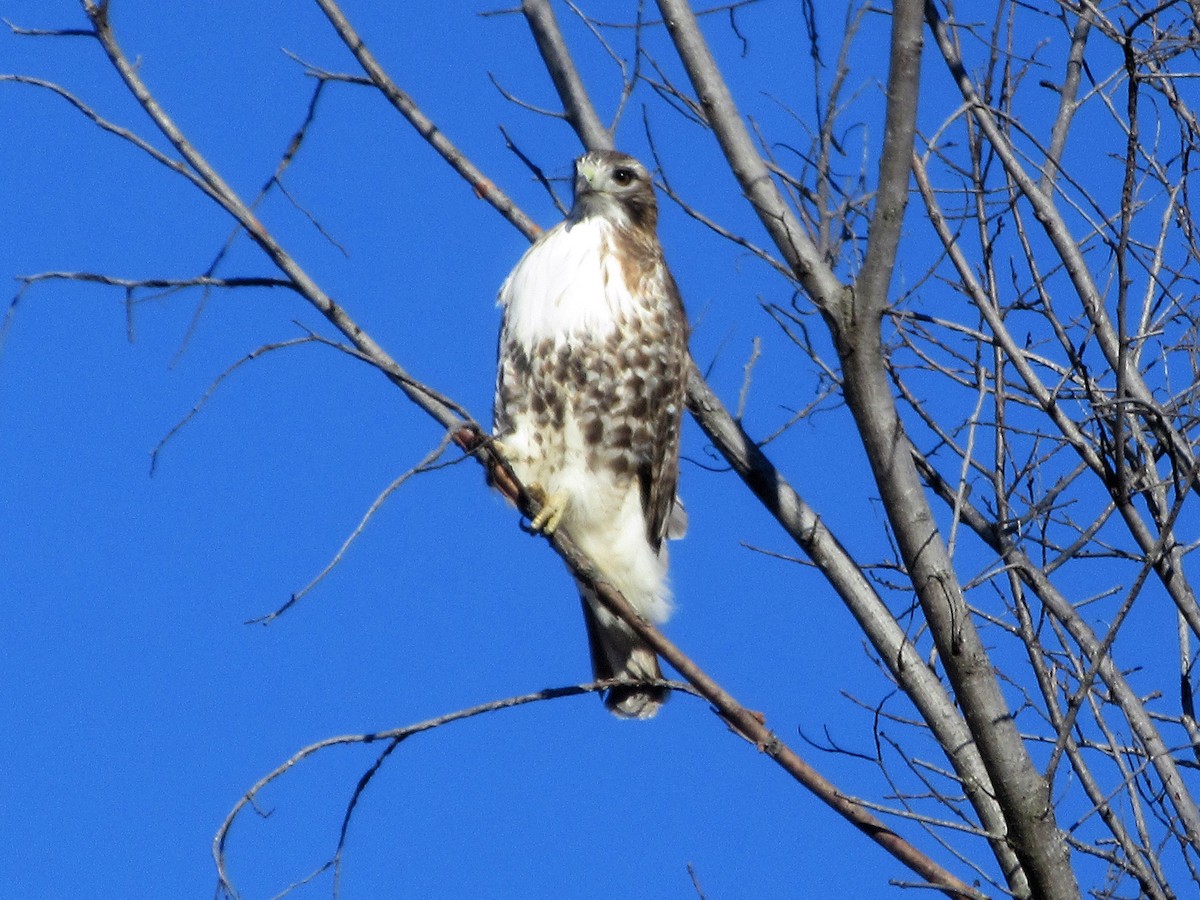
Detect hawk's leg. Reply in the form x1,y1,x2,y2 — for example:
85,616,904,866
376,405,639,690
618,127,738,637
491,438,569,535
527,484,569,535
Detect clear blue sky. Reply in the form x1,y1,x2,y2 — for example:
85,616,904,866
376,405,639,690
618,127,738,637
2,3,1034,898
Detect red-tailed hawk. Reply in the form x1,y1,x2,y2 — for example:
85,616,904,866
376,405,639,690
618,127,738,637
493,150,689,718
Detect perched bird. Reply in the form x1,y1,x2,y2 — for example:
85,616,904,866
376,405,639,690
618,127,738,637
493,149,690,718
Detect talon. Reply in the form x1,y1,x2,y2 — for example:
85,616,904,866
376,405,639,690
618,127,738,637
528,485,569,535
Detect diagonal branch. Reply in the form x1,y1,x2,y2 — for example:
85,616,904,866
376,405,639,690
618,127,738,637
654,0,845,314
310,0,540,242
540,484,986,900
521,0,612,150
76,0,489,464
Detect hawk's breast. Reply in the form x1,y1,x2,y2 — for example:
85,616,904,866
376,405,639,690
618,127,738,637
498,216,644,350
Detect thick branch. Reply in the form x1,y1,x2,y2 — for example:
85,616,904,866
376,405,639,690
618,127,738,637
846,4,1078,898
521,0,611,151
852,0,922,324
686,364,1027,886
914,451,1200,853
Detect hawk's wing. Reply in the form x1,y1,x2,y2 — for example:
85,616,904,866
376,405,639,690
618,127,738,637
637,265,689,552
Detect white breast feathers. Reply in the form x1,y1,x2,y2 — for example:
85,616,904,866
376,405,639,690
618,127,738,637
498,217,639,350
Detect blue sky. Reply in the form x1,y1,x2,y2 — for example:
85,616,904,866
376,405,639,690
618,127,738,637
0,2,1131,898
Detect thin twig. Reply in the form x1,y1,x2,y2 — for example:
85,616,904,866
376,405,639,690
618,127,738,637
150,335,318,475
213,680,700,898
247,432,459,625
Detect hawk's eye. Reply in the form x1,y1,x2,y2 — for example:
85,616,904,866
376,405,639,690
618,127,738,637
612,167,636,186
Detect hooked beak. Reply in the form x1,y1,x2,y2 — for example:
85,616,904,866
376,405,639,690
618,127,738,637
574,159,599,197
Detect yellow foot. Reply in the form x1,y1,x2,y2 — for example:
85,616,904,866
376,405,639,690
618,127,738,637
490,438,521,470
527,484,569,535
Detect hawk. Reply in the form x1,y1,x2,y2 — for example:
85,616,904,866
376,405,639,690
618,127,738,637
493,150,689,718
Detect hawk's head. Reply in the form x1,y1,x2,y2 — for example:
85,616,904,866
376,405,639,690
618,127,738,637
570,150,657,232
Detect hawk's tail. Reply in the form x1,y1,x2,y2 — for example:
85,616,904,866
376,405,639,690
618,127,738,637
577,582,668,719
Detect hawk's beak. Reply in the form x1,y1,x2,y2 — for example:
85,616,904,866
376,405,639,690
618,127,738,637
575,160,599,195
